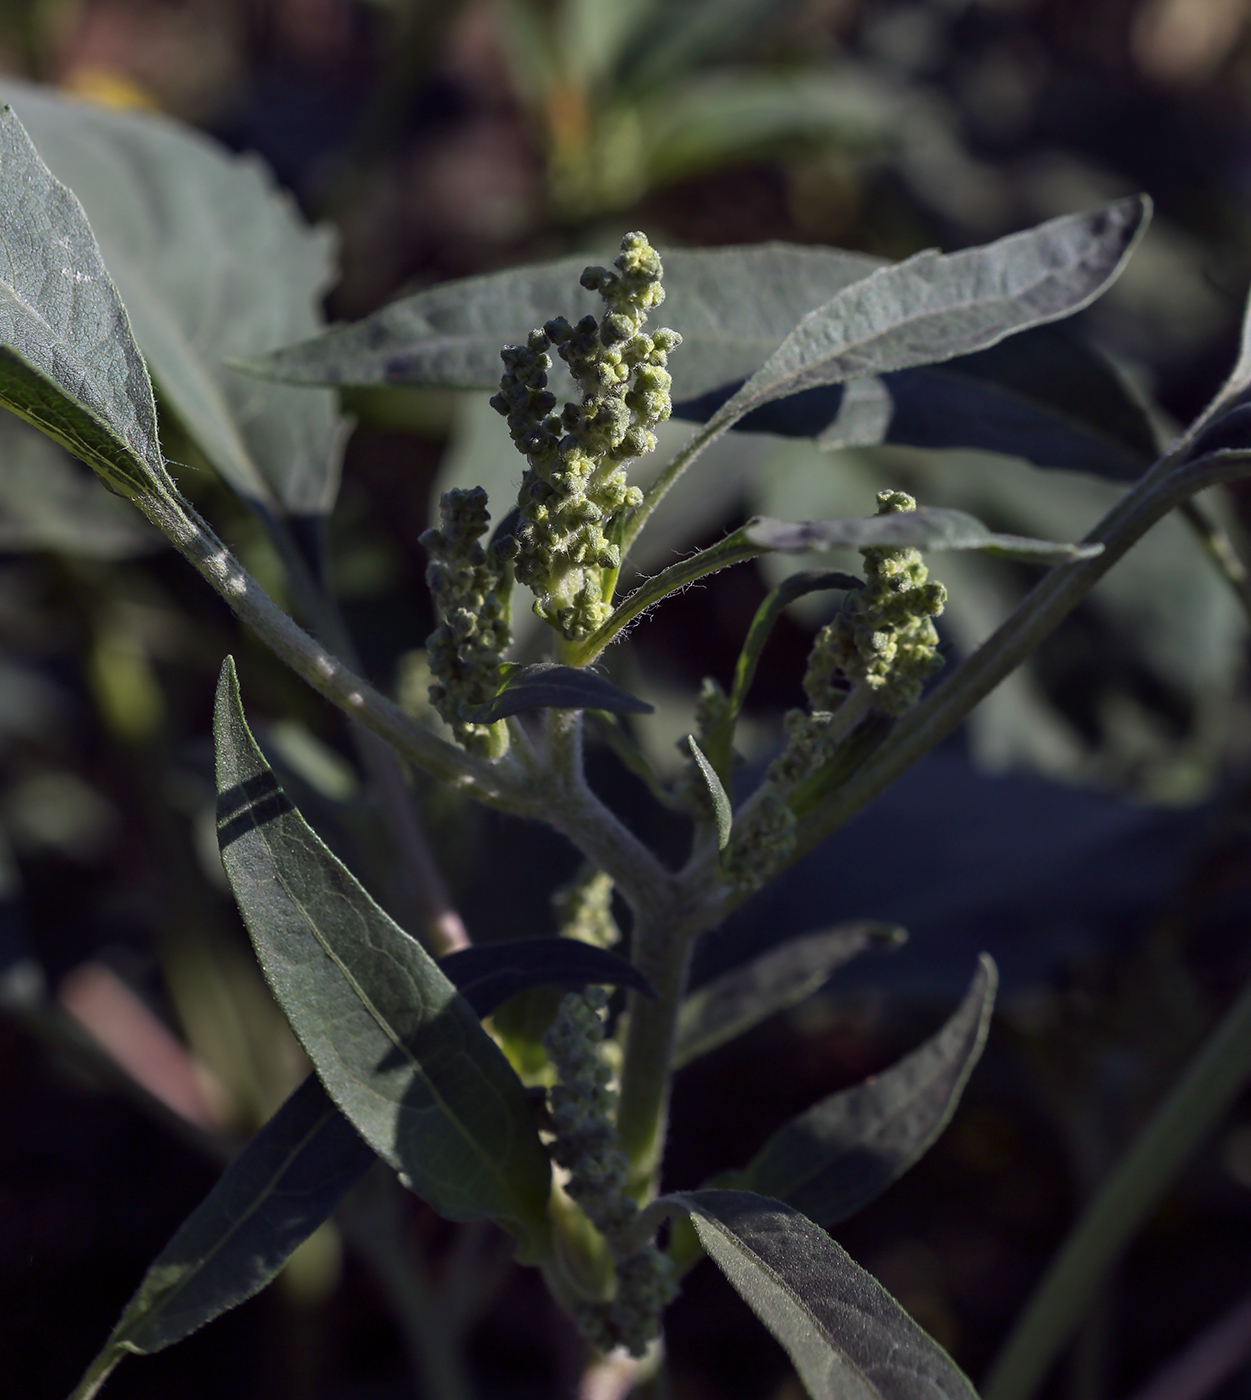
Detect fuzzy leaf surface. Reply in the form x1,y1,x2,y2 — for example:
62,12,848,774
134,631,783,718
738,956,996,1225
687,735,732,849
666,1190,981,1400
0,105,172,503
745,508,1102,564
463,661,654,721
213,658,551,1238
438,938,655,1017
675,922,904,1070
0,81,343,514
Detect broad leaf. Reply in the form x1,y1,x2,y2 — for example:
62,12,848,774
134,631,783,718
213,658,551,1241
235,243,882,400
438,938,654,1017
745,509,1103,564
1,81,343,515
674,922,904,1070
0,106,172,503
665,1190,981,1400
463,661,654,722
70,1075,374,1400
687,734,732,849
707,200,1147,436
737,956,996,1226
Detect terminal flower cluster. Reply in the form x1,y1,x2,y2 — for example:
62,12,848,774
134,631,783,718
490,232,682,640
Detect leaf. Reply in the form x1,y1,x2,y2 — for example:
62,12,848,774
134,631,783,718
738,956,996,1227
0,105,173,504
234,243,882,401
745,508,1103,564
69,1075,375,1399
438,938,655,1018
674,923,905,1071
687,734,732,849
707,200,1148,436
664,1189,981,1400
213,657,551,1242
463,661,654,722
1,80,344,515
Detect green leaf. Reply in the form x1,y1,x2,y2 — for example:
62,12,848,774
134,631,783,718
738,956,997,1227
68,1075,375,1400
438,938,655,1016
212,658,552,1243
462,661,654,722
1,80,344,515
664,1189,981,1400
233,243,881,402
744,509,1103,564
0,105,173,504
687,734,732,849
674,922,904,1071
708,200,1148,436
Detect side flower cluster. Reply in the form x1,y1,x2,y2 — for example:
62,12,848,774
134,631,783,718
490,232,682,640
543,988,677,1357
419,486,511,755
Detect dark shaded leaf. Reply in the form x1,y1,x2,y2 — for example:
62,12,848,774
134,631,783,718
687,734,732,849
745,509,1102,564
438,938,655,1018
213,658,551,1243
738,956,996,1226
664,1189,981,1400
675,922,905,1070
463,661,654,722
69,1075,374,1399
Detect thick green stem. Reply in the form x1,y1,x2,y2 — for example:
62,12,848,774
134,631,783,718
983,970,1251,1400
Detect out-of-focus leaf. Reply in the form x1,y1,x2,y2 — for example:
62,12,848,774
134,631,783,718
686,734,732,849
0,106,172,504
674,922,904,1070
661,1190,981,1400
738,956,996,1226
463,661,654,722
234,244,881,401
619,0,804,89
704,201,1148,437
0,415,158,556
0,80,344,516
745,509,1102,563
213,659,551,1242
438,938,654,1017
68,1075,374,1400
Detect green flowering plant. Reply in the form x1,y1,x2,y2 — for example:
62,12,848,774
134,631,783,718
2,87,1251,1400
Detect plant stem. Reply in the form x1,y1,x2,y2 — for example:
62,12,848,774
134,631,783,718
982,969,1251,1400
1179,497,1251,627
620,410,739,557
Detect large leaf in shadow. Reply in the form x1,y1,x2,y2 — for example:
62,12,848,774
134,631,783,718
674,922,904,1070
664,1190,981,1400
464,661,654,722
0,106,173,504
737,957,996,1226
439,938,654,1017
0,80,344,515
68,1075,374,1400
213,658,551,1242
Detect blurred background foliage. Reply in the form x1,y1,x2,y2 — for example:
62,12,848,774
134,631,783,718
0,1,1250,1398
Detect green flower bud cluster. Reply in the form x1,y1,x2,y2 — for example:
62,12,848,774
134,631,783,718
553,864,620,949
544,987,676,1356
419,486,511,755
490,232,682,640
804,490,947,717
722,789,796,893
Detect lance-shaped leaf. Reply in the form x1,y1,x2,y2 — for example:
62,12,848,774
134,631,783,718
687,735,732,849
0,105,173,504
674,922,905,1071
745,509,1103,565
704,199,1147,436
69,1075,375,1400
662,1190,981,1400
463,661,654,722
736,956,996,1227
1,81,344,516
438,938,655,1018
213,658,551,1242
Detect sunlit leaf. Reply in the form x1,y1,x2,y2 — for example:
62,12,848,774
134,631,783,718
687,734,732,849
